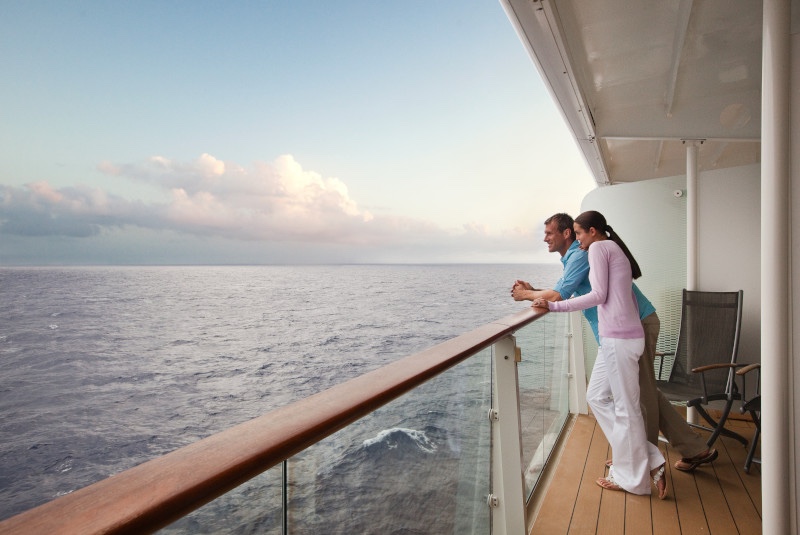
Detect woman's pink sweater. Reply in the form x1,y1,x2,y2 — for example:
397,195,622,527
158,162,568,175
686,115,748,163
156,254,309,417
548,239,643,339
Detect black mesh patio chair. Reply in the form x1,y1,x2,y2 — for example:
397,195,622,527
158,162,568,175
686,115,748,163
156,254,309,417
736,363,761,472
655,289,748,448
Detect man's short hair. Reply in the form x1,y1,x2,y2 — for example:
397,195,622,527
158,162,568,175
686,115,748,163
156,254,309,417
544,213,575,240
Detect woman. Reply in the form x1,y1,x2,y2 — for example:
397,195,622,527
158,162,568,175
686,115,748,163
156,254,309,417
533,210,667,498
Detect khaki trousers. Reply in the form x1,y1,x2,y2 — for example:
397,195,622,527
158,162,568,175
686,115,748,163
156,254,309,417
640,313,708,458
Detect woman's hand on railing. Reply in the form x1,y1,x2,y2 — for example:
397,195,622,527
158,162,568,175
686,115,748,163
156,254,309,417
532,298,550,310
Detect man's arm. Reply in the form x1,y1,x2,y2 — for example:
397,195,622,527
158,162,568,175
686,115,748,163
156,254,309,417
511,283,563,302
510,250,592,303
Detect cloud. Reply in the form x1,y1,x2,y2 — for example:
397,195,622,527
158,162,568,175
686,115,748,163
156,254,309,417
3,154,373,240
0,153,550,264
0,180,150,237
0,154,427,242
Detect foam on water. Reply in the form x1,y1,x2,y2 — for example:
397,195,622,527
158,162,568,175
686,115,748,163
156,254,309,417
362,427,437,454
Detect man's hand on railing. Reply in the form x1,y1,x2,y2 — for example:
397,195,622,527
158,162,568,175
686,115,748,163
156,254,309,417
511,280,534,301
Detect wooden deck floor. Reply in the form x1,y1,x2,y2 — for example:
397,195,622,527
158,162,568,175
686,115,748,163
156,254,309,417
530,413,761,534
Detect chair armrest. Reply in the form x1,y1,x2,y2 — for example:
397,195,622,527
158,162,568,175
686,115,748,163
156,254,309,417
736,363,761,376
734,363,760,411
691,363,740,374
691,363,743,401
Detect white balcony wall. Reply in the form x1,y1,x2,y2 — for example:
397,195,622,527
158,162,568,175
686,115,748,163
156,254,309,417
578,165,761,373
696,164,761,362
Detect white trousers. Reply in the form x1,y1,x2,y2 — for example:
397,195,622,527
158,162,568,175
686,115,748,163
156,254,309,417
588,336,665,494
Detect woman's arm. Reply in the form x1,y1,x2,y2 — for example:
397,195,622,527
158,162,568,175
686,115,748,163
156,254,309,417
548,245,609,312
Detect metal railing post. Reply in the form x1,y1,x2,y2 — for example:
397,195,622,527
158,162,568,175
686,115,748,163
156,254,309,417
567,312,588,414
282,460,288,535
489,335,526,535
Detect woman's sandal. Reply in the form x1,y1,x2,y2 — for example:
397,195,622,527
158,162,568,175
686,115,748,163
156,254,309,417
596,472,623,492
651,464,667,499
604,461,668,498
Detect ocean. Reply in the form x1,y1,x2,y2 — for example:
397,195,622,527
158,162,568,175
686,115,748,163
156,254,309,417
0,264,563,533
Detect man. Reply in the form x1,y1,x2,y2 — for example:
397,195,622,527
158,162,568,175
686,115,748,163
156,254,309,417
512,213,717,471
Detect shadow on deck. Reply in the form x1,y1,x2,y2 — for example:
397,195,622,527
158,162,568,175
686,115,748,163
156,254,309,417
530,414,761,534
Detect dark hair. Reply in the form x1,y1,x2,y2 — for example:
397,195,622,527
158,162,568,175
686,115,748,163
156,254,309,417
574,210,642,279
544,213,575,241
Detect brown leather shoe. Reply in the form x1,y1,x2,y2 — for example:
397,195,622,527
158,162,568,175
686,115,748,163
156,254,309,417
674,449,718,471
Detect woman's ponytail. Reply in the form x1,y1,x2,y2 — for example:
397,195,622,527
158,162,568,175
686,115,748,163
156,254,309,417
575,211,642,279
607,226,642,279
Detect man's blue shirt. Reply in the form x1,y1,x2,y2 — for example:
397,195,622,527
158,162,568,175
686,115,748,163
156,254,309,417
553,240,592,302
553,240,655,342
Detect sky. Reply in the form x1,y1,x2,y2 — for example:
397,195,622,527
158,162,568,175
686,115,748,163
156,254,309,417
0,1,595,265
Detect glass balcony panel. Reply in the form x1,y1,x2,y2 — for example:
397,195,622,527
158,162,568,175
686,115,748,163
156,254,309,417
286,350,493,534
516,312,571,498
157,464,283,534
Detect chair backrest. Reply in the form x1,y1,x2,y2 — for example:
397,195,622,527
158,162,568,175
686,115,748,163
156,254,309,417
666,289,743,394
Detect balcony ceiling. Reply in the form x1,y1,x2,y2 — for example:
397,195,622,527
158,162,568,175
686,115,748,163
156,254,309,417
502,0,763,186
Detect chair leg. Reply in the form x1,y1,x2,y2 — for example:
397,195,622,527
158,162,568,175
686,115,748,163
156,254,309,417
693,401,749,448
744,412,761,473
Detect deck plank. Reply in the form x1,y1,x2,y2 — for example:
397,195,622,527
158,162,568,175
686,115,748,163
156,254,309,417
529,414,761,535
589,420,625,535
623,493,652,534
694,465,738,534
568,421,608,534
713,432,762,534
665,439,710,535
533,414,595,534
651,442,680,535
596,484,625,535
720,421,762,516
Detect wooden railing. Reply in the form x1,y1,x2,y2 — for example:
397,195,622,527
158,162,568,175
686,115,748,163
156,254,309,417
0,308,545,535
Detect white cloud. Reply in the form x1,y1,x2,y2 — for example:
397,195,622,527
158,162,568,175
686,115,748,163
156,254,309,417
2,154,371,239
0,153,557,264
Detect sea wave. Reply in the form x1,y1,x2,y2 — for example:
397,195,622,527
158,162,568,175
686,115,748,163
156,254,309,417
362,427,437,454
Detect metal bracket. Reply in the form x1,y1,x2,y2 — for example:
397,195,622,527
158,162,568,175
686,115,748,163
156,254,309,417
487,409,499,422
487,494,499,508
